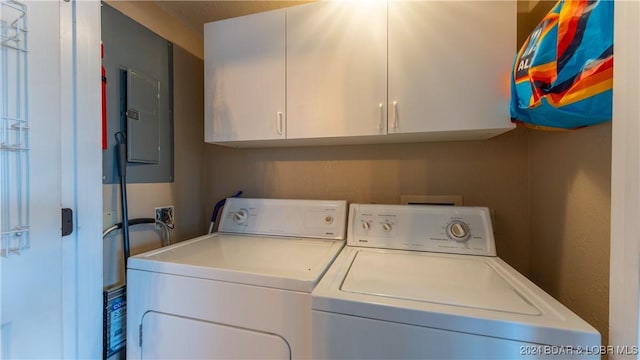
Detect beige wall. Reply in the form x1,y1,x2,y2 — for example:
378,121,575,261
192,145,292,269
104,0,204,59
519,0,612,345
204,130,531,274
108,0,612,347
103,45,205,287
528,123,611,345
172,46,206,242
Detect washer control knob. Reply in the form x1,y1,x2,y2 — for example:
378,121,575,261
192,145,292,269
447,221,470,242
381,222,392,232
361,221,371,231
325,216,334,224
233,209,249,225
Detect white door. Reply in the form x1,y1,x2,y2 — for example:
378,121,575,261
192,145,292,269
286,1,387,139
1,1,102,358
204,9,286,143
388,1,515,134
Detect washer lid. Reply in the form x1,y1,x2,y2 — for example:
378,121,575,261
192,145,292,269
341,251,539,315
128,233,344,292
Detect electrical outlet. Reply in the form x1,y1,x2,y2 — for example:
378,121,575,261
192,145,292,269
155,206,174,228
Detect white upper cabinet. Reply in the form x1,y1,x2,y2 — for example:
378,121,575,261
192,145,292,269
286,1,387,140
388,1,516,138
204,1,516,146
204,9,286,143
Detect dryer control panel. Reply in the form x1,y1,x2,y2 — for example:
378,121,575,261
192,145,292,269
347,204,496,256
219,198,347,240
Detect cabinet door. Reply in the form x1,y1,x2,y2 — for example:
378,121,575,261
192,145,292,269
287,2,387,140
388,1,515,135
204,10,286,143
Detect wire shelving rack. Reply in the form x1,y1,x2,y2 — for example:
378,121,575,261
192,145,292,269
1,0,29,257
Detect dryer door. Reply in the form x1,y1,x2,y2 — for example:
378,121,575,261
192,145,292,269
140,311,291,359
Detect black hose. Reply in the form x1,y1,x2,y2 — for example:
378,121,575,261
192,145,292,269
115,132,130,268
209,191,243,233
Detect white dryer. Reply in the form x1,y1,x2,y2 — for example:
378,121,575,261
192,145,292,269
312,203,600,359
127,198,347,359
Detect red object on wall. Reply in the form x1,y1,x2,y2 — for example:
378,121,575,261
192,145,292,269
101,43,107,150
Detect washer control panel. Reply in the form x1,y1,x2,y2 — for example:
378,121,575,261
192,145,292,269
219,198,347,240
347,204,496,256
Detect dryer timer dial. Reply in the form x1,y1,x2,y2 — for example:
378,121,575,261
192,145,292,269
233,209,249,225
446,221,471,242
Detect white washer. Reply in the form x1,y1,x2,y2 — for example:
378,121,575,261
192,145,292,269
127,198,347,359
312,204,601,359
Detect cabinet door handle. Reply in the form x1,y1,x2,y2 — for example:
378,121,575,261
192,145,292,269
277,112,284,135
378,103,384,130
392,101,399,129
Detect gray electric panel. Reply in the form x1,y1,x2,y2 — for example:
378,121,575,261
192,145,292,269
102,4,174,184
127,69,160,164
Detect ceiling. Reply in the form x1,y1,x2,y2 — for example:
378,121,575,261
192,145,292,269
154,1,312,35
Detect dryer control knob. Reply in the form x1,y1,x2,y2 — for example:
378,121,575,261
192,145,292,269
361,221,371,231
447,221,470,242
381,222,392,232
233,209,249,225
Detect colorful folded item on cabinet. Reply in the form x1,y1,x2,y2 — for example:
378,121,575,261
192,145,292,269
510,0,613,130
